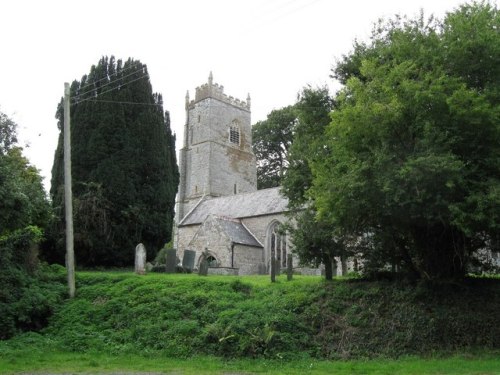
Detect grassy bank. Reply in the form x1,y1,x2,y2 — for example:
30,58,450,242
0,271,499,372
1,347,499,374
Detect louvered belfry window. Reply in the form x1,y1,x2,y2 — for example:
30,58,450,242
229,124,240,145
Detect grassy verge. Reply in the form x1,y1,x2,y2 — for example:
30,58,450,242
1,271,499,373
1,349,499,374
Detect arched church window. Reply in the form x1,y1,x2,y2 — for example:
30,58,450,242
206,256,218,267
229,121,240,145
270,222,287,268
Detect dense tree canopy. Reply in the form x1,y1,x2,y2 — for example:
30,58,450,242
282,87,334,207
308,2,499,279
49,56,179,267
252,106,296,189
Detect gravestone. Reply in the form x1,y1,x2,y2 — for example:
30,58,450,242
287,254,293,281
199,257,209,276
135,243,146,275
182,249,196,272
165,248,177,273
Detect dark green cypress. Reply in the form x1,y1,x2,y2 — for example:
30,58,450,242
48,56,179,267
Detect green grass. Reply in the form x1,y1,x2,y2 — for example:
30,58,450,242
1,271,499,373
0,350,499,374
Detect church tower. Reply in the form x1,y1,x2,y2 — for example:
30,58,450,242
176,73,257,221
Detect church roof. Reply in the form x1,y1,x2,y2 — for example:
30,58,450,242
214,216,263,248
179,187,289,226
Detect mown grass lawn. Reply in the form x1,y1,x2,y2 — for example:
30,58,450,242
0,350,499,374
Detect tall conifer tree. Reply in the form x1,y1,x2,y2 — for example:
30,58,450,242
49,56,179,267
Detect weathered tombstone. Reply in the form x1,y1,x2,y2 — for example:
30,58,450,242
199,257,209,276
135,243,146,275
270,256,276,283
287,254,293,281
257,263,267,275
165,248,177,273
182,249,196,272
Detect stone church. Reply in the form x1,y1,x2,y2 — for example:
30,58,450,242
174,73,293,275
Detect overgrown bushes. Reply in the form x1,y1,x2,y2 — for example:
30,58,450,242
0,227,67,339
29,273,500,359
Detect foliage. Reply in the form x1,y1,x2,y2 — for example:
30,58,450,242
2,272,497,360
286,207,352,280
0,113,51,235
310,3,500,279
154,240,174,266
49,56,179,267
251,87,334,193
0,227,67,340
0,111,63,340
0,110,18,155
252,106,296,189
278,87,339,275
282,86,334,207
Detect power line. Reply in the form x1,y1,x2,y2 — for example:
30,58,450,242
264,0,323,27
72,66,147,102
76,61,144,94
74,99,163,107
72,73,150,105
239,0,323,37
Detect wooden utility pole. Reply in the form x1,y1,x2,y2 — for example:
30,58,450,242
64,82,75,298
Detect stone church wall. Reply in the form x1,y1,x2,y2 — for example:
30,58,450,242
209,141,256,196
183,92,256,201
232,244,264,275
175,225,198,265
242,214,289,252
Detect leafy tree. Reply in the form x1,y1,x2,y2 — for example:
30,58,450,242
0,111,64,339
282,87,334,206
0,110,18,155
49,56,179,267
0,112,50,235
278,88,346,277
311,2,499,279
286,207,349,280
252,106,296,189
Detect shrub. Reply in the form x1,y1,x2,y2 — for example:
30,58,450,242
0,227,66,339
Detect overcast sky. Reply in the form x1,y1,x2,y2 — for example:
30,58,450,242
0,0,474,191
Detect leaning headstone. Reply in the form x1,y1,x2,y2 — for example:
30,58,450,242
199,257,209,276
135,243,146,275
287,254,293,281
165,248,177,274
182,249,196,272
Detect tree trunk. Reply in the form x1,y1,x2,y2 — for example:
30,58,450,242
324,254,333,281
341,254,348,276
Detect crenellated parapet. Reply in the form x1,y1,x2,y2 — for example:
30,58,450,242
188,72,251,111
